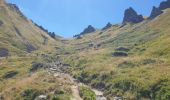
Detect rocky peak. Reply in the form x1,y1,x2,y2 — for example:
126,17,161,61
123,7,144,24
80,25,96,35
102,22,112,30
159,0,170,10
149,6,163,19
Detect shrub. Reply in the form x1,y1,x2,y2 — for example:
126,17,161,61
142,59,156,65
118,61,136,68
79,86,96,100
21,89,43,100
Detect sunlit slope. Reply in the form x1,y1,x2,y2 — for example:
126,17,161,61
61,9,170,99
0,0,59,56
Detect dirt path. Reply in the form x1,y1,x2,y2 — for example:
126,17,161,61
71,85,82,100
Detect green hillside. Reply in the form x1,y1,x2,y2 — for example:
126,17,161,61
61,8,170,100
1,0,170,99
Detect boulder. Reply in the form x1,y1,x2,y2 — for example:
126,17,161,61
112,51,128,57
123,7,144,24
3,71,18,79
102,22,112,30
25,43,37,53
159,0,170,10
0,48,9,57
149,6,163,19
115,47,129,52
0,20,3,26
30,62,45,72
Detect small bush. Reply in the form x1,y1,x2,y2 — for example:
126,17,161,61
21,89,43,100
79,86,96,100
142,59,156,65
118,61,136,68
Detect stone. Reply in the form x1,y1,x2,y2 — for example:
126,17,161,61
0,48,9,57
123,7,144,24
25,43,36,53
3,71,18,79
112,51,128,57
0,20,3,26
149,6,163,19
102,22,112,30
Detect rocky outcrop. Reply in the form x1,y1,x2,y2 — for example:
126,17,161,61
102,22,112,30
0,20,3,26
123,7,144,24
149,6,163,19
80,25,96,35
159,0,170,10
25,43,37,53
0,48,9,57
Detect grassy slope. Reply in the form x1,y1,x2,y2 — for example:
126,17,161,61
61,9,170,100
0,0,61,56
0,0,71,99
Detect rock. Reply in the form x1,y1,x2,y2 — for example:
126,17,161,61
25,43,37,53
35,95,47,100
30,62,45,72
123,7,144,24
159,0,170,10
102,22,112,30
0,20,3,26
149,6,163,19
114,96,123,100
0,48,9,57
80,25,96,35
115,47,129,52
3,71,18,79
112,51,128,57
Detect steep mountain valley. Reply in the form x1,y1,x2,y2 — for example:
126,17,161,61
1,0,170,100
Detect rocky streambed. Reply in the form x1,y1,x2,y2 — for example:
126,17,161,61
45,61,107,100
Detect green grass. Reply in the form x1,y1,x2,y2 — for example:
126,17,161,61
79,86,96,100
59,9,170,99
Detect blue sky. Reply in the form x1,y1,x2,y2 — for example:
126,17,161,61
7,0,164,38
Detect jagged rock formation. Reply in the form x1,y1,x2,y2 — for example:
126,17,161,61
123,7,144,24
73,25,96,39
80,25,96,35
102,22,112,30
159,0,170,10
149,6,163,19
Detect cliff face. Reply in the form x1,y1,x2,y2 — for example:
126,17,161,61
159,0,170,10
123,7,144,24
149,6,163,19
